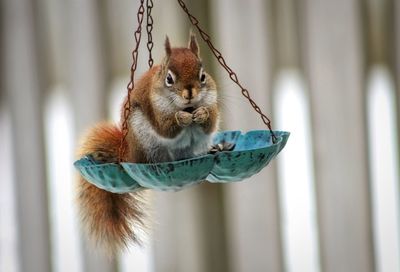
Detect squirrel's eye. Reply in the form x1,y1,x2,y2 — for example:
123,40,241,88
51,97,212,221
200,69,206,84
165,71,175,87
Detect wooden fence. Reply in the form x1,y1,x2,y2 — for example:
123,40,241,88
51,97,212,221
1,0,399,271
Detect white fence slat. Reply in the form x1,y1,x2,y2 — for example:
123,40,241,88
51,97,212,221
67,0,108,131
211,0,284,271
40,0,68,85
103,0,147,78
3,0,51,271
0,104,20,272
301,0,375,271
271,1,321,271
367,66,400,272
274,71,321,272
66,1,115,271
152,189,208,272
38,1,85,271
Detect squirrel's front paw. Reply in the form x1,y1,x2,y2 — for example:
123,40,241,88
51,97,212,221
175,111,193,127
193,106,209,124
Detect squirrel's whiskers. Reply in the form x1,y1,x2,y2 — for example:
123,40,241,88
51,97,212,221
76,34,220,256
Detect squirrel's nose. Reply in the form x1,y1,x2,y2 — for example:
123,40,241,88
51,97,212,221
182,88,193,100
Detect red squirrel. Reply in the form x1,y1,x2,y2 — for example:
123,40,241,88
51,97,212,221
77,34,220,254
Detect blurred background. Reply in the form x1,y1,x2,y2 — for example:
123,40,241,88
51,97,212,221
1,0,400,271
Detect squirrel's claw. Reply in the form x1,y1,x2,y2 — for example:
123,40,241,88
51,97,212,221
175,111,193,127
193,106,209,124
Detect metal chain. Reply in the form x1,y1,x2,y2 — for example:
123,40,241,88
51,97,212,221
146,0,154,68
119,0,146,162
119,0,276,162
176,0,277,143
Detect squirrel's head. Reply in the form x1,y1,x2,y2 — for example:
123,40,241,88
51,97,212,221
153,34,217,111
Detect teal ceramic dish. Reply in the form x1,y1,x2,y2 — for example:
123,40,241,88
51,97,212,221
74,130,290,193
75,156,143,193
122,155,215,191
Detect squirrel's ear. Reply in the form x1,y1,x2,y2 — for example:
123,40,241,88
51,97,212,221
165,36,172,57
188,32,199,57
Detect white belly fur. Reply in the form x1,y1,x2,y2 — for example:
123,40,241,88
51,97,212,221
130,110,212,162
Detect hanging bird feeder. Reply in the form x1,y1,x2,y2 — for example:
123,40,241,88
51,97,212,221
74,0,290,193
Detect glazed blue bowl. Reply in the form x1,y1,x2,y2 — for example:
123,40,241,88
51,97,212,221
75,155,142,193
74,130,290,193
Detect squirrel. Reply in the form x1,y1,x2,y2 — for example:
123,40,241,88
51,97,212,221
76,34,220,255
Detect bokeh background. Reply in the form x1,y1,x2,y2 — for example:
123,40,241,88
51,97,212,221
1,0,400,271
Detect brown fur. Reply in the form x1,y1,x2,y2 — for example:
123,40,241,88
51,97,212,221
77,122,145,255
188,33,199,57
77,35,219,255
125,45,217,140
201,104,219,133
168,48,201,83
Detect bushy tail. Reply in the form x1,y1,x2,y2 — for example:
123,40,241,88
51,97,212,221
76,122,145,255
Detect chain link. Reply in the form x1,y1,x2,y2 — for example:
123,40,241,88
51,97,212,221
176,0,277,143
119,0,277,162
146,0,154,68
119,0,146,162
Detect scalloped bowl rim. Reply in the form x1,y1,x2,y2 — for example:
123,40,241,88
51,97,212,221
73,130,290,191
74,130,289,168
123,130,288,167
